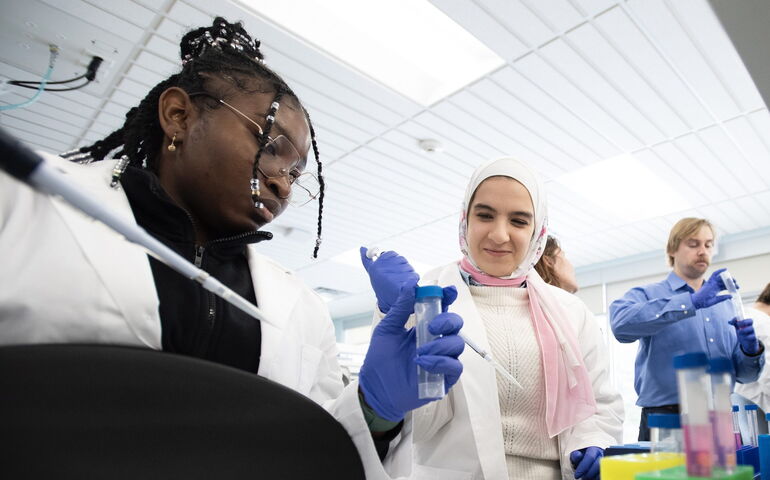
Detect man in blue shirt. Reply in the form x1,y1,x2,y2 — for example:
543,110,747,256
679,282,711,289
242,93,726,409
610,217,764,440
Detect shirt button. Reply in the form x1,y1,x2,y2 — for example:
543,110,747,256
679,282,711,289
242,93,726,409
656,314,661,318
709,338,714,343
684,311,688,314
706,317,710,322
681,305,686,309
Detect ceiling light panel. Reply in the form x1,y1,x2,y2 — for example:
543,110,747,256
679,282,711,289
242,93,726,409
429,0,529,61
239,0,505,106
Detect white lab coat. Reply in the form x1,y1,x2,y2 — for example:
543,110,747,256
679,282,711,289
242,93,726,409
0,153,414,480
735,306,770,412
403,263,624,480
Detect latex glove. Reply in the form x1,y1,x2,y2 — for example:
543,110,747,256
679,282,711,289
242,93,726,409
360,246,420,314
358,281,464,422
570,446,603,480
729,317,760,355
691,268,731,310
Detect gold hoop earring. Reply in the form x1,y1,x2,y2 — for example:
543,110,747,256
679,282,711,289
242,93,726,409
168,133,177,152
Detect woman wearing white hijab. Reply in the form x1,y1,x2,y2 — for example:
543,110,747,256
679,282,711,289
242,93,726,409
361,157,623,480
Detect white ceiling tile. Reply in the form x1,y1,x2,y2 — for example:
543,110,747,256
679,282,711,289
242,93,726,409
652,139,728,202
566,21,689,138
133,50,177,79
9,127,69,152
733,196,769,227
3,108,85,137
571,0,620,17
429,0,530,60
39,0,144,42
116,76,152,99
539,37,663,146
696,125,768,194
625,0,741,119
475,0,555,47
435,94,575,176
144,35,178,63
666,0,765,113
594,6,712,131
515,52,640,152
167,1,214,30
490,66,619,158
524,0,585,32
722,115,770,186
83,0,156,26
412,111,504,161
125,63,167,87
380,129,476,181
460,81,592,170
395,120,487,168
0,115,76,145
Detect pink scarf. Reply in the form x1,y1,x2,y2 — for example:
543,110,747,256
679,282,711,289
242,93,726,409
459,158,597,438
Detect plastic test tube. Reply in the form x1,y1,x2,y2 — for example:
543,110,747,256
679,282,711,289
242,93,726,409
719,270,746,321
733,406,743,450
414,285,445,399
745,404,759,447
674,352,714,477
709,357,737,473
648,413,683,453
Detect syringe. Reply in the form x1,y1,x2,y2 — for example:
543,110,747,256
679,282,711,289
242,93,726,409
366,247,523,390
720,270,746,320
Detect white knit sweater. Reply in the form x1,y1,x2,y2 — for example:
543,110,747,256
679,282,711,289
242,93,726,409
469,285,561,480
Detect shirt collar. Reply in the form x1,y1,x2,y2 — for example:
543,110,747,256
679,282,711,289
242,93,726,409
666,271,693,292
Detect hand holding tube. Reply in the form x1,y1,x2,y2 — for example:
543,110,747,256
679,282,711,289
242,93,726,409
358,281,464,422
692,268,731,310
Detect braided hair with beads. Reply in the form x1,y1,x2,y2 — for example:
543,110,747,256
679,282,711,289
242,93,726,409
61,17,325,257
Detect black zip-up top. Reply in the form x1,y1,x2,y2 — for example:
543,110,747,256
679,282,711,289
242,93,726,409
120,166,271,373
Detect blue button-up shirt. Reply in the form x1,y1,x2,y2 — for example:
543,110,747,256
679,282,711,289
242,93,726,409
609,271,764,407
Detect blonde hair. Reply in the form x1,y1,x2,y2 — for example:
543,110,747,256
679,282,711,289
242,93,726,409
666,218,715,267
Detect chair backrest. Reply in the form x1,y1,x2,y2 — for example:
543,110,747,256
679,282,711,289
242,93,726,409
0,344,365,480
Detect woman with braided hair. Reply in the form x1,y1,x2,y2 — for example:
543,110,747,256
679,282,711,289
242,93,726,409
0,17,466,479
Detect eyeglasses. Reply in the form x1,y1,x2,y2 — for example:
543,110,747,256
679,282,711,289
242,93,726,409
190,92,319,206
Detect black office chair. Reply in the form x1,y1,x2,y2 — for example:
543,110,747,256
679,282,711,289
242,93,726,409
0,344,365,480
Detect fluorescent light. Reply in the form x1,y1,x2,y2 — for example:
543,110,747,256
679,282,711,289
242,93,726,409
331,247,433,275
238,0,505,105
555,154,692,222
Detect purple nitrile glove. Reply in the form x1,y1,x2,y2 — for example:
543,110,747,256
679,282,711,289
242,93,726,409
691,268,732,310
358,281,464,422
360,246,419,314
729,317,760,355
570,446,603,480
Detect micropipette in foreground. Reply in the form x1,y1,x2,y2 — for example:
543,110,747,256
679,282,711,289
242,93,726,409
366,246,523,390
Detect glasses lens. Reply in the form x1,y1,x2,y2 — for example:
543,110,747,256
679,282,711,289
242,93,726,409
289,172,320,206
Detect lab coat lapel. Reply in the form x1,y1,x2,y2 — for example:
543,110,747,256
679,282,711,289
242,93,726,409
246,250,300,380
49,159,161,348
438,264,509,480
